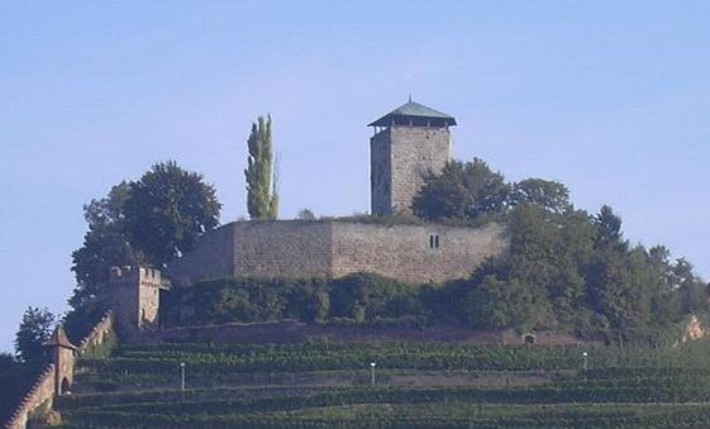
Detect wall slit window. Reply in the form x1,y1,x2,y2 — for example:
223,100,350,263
429,234,440,250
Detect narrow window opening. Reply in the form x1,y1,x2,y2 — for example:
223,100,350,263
435,235,440,249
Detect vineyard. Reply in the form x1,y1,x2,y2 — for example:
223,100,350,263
52,339,710,428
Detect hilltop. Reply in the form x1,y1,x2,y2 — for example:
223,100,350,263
4,102,709,428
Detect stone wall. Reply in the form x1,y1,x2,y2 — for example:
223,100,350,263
2,313,115,429
77,312,115,358
166,223,236,286
331,222,506,284
233,221,333,279
109,267,161,339
150,320,584,346
3,365,55,429
167,220,507,285
370,125,450,215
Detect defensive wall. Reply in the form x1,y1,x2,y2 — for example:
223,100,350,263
3,313,115,429
166,220,508,286
146,320,584,346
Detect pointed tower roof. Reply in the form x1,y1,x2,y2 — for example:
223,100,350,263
43,326,78,351
368,100,457,127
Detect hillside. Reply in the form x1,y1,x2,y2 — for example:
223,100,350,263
44,337,710,428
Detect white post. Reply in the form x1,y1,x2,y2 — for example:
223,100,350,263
180,362,186,391
370,362,376,386
582,352,588,371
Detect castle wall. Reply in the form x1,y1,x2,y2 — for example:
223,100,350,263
3,365,55,429
331,222,506,284
166,220,507,285
3,314,115,429
232,221,333,279
165,224,236,286
370,126,450,215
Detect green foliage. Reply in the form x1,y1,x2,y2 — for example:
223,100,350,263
409,156,707,337
56,340,710,429
163,273,425,328
66,161,220,341
67,183,136,342
14,306,54,364
297,208,316,220
245,115,279,220
510,178,571,214
330,273,421,324
412,159,509,221
124,161,221,265
459,202,708,339
163,277,330,326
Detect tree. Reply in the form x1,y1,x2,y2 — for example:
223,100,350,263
70,183,137,306
245,115,278,220
15,307,54,365
66,162,220,340
297,208,316,220
594,205,626,251
510,178,571,214
123,161,221,266
412,159,510,221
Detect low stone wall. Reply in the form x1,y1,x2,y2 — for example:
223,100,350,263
3,365,55,429
77,312,115,358
2,312,115,429
149,320,583,346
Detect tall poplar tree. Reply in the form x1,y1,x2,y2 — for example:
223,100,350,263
245,115,279,219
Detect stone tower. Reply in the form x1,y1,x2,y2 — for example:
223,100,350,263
369,100,456,216
109,266,164,339
42,325,77,395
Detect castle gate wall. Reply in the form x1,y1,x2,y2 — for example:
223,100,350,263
331,222,506,284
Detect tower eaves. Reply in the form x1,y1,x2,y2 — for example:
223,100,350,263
368,100,457,127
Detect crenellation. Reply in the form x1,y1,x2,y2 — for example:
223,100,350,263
109,266,163,339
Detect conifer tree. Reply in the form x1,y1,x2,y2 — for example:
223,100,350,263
245,115,279,219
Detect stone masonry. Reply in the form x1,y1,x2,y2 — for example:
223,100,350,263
3,313,114,429
108,266,162,339
371,126,451,216
166,100,505,286
166,220,507,286
331,221,504,284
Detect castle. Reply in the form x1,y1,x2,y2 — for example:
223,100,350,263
110,100,508,337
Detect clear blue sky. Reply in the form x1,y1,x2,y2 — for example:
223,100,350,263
1,1,709,352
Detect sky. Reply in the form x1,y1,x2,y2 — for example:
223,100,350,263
1,1,709,353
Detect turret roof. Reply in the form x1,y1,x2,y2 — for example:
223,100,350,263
368,100,457,127
42,325,78,351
